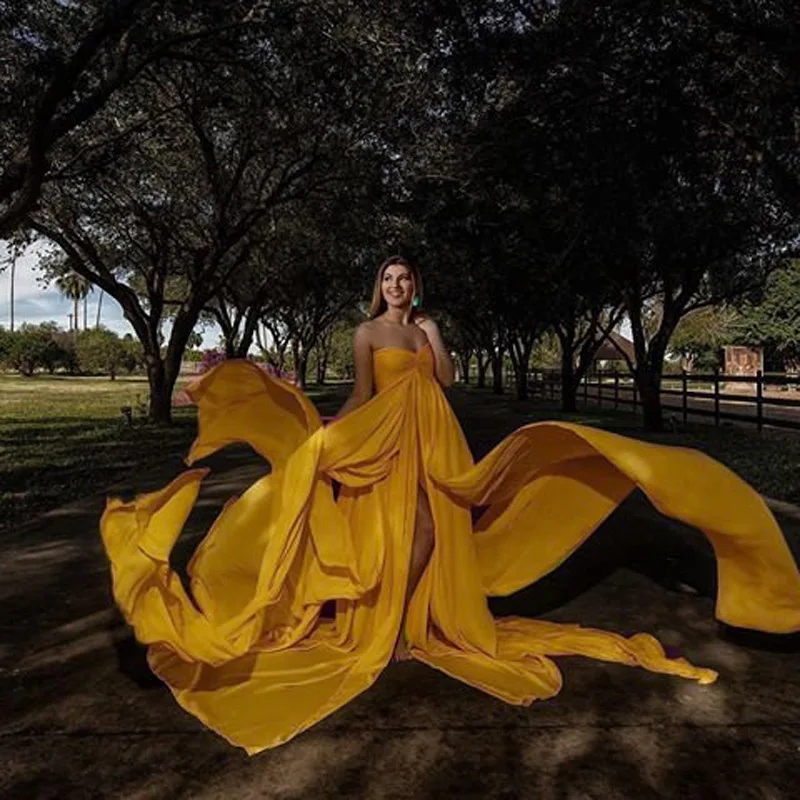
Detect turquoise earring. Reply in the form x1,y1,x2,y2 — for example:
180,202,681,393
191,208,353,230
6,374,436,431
412,296,421,308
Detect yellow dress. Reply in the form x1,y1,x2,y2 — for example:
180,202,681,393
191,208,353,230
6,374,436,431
101,343,800,754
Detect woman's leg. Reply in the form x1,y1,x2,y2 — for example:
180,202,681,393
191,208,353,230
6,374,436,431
392,485,435,661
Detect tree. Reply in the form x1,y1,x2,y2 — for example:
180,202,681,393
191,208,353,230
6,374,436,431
735,261,800,369
411,0,798,427
0,326,11,367
527,1,795,429
53,268,91,333
28,2,429,422
75,327,126,379
4,322,63,376
0,1,267,236
27,38,337,419
669,306,739,372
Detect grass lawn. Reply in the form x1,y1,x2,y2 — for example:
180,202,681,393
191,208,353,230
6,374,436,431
0,373,347,534
0,374,197,534
2,373,799,535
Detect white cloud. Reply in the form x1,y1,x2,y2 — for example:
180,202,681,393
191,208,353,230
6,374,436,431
0,240,221,347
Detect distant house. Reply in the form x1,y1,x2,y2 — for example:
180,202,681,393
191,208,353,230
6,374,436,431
594,331,635,368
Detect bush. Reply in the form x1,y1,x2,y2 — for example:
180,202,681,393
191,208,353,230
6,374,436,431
196,348,296,383
198,348,228,373
4,323,67,376
51,331,79,373
0,326,10,368
75,328,126,379
120,334,144,374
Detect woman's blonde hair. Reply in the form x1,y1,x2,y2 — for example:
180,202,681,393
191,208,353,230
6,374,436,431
368,255,424,319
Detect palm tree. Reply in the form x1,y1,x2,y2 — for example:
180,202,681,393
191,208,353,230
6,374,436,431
54,270,92,334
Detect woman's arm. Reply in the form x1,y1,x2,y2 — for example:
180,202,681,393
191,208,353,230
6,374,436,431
336,324,375,418
415,316,455,388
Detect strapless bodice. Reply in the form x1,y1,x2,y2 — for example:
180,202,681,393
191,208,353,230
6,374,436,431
372,343,435,393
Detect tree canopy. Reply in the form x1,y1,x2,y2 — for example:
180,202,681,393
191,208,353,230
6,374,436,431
3,0,800,429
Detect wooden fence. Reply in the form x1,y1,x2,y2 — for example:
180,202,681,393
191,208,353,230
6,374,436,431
526,369,800,432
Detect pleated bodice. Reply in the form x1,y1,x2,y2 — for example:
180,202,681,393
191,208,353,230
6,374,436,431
372,342,435,394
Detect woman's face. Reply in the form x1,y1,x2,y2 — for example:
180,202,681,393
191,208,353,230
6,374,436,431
381,263,415,310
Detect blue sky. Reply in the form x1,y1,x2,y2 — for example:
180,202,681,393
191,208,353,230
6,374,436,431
0,241,221,347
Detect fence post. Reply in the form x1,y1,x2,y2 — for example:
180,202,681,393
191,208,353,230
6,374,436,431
614,371,619,410
714,368,720,426
756,369,763,432
682,369,688,424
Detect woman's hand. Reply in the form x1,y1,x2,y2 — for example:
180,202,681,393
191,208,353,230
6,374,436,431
414,314,455,387
413,313,438,338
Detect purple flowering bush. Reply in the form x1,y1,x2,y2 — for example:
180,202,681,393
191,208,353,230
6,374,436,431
196,348,297,385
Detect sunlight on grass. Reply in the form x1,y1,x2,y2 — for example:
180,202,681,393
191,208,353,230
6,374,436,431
0,374,198,533
0,374,153,420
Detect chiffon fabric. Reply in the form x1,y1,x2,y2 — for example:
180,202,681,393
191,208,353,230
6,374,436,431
101,343,800,753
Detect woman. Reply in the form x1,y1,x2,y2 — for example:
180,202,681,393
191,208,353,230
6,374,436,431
101,255,800,754
336,256,454,661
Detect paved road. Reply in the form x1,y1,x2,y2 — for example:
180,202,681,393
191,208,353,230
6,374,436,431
2,404,799,798
539,383,800,430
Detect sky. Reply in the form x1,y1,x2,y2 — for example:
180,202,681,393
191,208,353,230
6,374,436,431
1,240,632,349
0,241,222,347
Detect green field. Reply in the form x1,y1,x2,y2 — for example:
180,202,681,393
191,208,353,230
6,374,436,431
2,373,799,535
0,374,197,533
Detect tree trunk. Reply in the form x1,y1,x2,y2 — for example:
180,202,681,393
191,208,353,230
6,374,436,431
290,339,309,388
459,352,471,384
636,366,664,431
145,306,199,425
276,342,288,373
296,353,308,389
476,354,487,388
514,366,529,400
509,339,533,401
560,348,578,412
73,296,79,336
223,331,237,358
95,290,103,329
491,350,504,395
316,355,324,385
625,291,680,433
213,302,240,358
234,308,259,359
146,356,172,425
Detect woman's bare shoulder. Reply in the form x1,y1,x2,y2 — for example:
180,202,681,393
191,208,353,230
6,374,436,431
354,320,377,347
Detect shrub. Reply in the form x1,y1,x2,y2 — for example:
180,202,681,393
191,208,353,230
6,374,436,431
75,328,126,379
5,323,65,376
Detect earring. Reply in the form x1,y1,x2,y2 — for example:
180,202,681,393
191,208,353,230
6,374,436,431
412,296,421,308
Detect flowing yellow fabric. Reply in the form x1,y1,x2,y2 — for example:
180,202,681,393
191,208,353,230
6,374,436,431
101,344,800,753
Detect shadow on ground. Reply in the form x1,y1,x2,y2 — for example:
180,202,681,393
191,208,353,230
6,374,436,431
2,384,800,798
